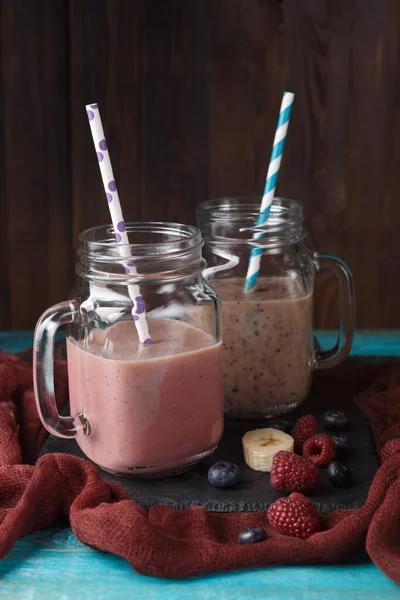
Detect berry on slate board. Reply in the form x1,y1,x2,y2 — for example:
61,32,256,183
267,492,320,539
327,461,352,488
271,420,294,434
332,433,349,460
208,461,239,488
238,527,268,544
380,438,400,463
323,409,349,432
292,415,319,452
270,451,319,493
303,433,336,466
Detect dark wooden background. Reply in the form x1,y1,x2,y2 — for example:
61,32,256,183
1,0,399,330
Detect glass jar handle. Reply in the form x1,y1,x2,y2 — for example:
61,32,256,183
33,300,91,438
314,253,355,370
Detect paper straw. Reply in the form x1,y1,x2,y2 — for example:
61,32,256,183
244,91,294,293
86,103,152,344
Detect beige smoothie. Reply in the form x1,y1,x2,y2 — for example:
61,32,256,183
67,319,223,476
214,277,313,418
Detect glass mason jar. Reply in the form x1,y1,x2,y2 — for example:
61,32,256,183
196,197,355,419
33,223,224,477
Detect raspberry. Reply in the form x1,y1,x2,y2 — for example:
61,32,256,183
380,438,400,463
291,415,318,452
270,451,319,493
267,492,320,539
303,433,336,466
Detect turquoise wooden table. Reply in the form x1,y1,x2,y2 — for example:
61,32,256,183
1,331,399,600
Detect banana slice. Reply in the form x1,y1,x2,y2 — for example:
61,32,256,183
242,428,294,472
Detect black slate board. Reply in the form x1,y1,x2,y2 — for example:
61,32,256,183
40,356,389,513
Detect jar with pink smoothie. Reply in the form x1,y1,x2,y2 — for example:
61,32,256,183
33,223,223,477
197,197,355,419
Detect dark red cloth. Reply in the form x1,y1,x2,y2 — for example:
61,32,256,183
0,350,399,582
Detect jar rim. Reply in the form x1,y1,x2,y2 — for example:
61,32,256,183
77,222,205,283
196,196,302,223
196,197,305,247
79,222,202,258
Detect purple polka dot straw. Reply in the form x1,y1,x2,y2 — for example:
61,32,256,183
85,103,151,344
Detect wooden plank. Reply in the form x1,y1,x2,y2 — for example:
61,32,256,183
68,0,144,245
70,0,211,233
0,528,398,600
0,0,71,329
283,0,354,329
0,65,10,327
0,332,34,353
377,0,400,327
344,0,394,328
283,0,400,329
2,0,400,331
210,0,284,197
140,0,211,224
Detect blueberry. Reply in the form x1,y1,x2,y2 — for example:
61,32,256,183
323,410,349,432
327,461,352,488
208,461,239,488
271,420,293,434
332,434,349,459
238,527,267,544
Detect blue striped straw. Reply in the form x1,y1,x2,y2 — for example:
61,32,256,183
244,91,294,293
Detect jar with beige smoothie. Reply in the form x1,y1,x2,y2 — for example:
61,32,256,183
197,197,355,419
33,223,223,477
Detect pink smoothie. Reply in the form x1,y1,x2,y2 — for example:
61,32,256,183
67,319,223,476
214,277,313,418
